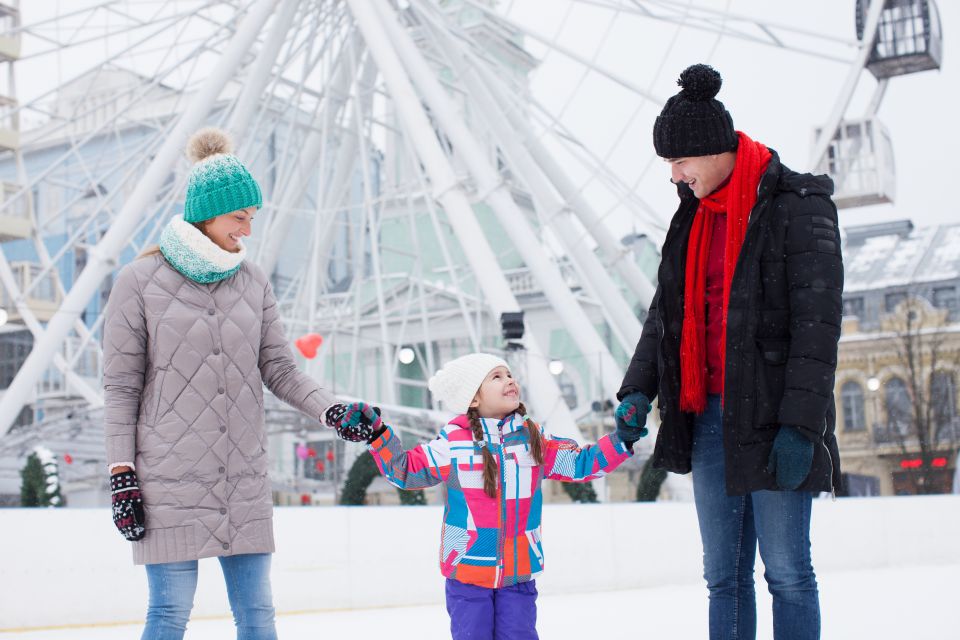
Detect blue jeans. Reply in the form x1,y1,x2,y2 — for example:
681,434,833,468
445,578,539,640
692,395,820,640
142,553,277,640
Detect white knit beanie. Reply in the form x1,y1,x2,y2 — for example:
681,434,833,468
428,353,509,414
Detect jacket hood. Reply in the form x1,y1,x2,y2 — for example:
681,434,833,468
776,165,834,198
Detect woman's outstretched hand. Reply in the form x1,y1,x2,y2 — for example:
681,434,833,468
336,402,384,443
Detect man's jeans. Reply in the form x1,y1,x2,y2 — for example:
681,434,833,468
692,395,820,640
142,553,277,640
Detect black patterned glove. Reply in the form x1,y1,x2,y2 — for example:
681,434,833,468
323,403,348,429
110,470,146,541
336,403,384,443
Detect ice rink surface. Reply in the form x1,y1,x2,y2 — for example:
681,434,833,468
3,563,954,639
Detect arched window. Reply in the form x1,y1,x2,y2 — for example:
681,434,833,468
931,371,957,442
884,377,912,436
841,381,866,431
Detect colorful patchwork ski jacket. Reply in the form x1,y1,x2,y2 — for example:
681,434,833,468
368,412,632,589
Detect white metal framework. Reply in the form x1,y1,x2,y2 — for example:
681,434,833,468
0,1,937,490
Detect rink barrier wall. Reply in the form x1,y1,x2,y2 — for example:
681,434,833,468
1,496,958,630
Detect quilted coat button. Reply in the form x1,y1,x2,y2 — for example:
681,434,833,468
213,348,221,355
218,387,224,394
219,426,226,433
219,508,227,515
222,542,230,550
218,466,225,473
207,308,215,315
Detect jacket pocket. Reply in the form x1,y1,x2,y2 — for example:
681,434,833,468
753,338,789,431
147,367,168,426
526,529,544,569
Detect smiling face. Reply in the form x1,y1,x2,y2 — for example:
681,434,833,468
200,206,256,252
470,365,521,419
666,151,736,198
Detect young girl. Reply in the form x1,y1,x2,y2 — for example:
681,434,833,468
349,352,634,639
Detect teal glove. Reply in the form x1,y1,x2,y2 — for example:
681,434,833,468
614,392,652,446
767,425,814,490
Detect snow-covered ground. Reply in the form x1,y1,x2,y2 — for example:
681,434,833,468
2,563,955,639
2,497,958,638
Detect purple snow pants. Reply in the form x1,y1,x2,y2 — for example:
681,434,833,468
445,578,539,640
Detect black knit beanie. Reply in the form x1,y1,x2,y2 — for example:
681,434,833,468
653,64,737,158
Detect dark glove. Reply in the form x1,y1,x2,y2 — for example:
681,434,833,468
333,402,384,443
110,470,146,541
767,425,814,490
323,403,348,429
615,392,652,447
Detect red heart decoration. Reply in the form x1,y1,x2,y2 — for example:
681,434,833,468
295,333,323,359
315,460,325,473
63,454,73,465
325,450,335,462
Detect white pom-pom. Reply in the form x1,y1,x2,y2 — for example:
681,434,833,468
186,127,233,163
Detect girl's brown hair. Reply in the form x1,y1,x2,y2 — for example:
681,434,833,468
466,401,545,498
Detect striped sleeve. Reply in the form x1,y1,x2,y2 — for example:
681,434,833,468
541,427,632,483
367,426,452,490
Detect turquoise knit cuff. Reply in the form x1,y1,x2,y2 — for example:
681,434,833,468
183,179,262,223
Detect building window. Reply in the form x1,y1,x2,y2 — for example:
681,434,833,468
931,371,957,441
841,381,866,431
884,377,912,436
884,292,907,312
842,296,865,318
298,439,343,482
0,330,34,389
840,473,880,497
932,286,957,310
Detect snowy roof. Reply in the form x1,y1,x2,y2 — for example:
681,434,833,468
843,221,960,293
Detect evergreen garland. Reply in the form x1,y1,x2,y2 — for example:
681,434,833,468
635,455,667,502
398,487,427,505
561,481,598,503
339,451,380,505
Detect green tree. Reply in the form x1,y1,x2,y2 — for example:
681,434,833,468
20,448,64,507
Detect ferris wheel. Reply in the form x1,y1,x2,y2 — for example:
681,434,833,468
0,0,943,450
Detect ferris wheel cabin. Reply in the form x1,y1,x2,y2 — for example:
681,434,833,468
815,118,896,209
817,0,942,208
856,0,943,79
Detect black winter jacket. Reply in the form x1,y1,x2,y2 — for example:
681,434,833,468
618,150,843,495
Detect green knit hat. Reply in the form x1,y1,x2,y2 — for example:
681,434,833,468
182,128,262,224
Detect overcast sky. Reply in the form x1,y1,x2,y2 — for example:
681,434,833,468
16,1,958,237
504,0,958,235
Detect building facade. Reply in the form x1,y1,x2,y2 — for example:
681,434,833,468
835,220,960,496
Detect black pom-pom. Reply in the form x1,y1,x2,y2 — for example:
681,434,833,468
677,64,722,101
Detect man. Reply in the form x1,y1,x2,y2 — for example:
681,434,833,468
613,64,843,639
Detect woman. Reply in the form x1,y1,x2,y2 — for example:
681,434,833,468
103,128,357,640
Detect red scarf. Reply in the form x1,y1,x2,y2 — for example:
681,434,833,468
679,131,771,414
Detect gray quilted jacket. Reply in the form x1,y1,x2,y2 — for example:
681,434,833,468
103,253,336,565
